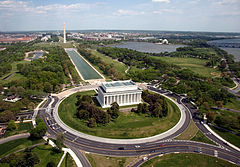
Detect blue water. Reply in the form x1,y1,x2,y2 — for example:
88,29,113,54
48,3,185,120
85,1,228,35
65,49,102,80
33,52,43,60
109,42,184,53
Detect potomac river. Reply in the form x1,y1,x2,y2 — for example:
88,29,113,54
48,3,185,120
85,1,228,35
109,42,185,53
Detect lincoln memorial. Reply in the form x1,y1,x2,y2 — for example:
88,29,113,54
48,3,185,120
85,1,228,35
97,80,142,108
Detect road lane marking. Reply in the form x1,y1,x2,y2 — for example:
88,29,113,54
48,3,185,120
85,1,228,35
43,115,240,161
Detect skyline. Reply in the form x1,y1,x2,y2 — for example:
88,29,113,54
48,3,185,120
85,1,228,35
0,0,240,32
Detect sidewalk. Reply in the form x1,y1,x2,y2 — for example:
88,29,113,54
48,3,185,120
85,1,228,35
204,124,240,152
0,133,30,144
43,136,83,167
53,88,188,144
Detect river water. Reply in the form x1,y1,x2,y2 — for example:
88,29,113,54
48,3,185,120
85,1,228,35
109,42,185,53
207,39,240,62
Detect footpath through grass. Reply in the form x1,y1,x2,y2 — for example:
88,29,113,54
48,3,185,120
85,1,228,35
33,145,63,167
141,153,236,167
151,56,221,78
85,153,136,167
224,98,240,110
210,126,240,148
61,153,77,167
0,138,44,158
0,60,30,85
58,91,181,139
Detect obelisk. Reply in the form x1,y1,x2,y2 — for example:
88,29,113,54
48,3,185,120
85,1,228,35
63,23,66,43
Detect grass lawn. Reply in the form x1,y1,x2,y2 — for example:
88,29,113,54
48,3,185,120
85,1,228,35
4,122,33,137
175,119,215,145
85,153,136,167
141,153,236,167
0,60,30,85
175,120,198,140
61,153,77,167
191,130,215,145
0,138,44,158
90,50,128,74
58,91,181,139
151,56,221,78
33,145,63,167
210,126,240,148
224,98,240,110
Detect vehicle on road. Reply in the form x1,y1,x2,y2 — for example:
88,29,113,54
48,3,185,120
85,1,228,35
194,150,200,153
135,145,140,148
118,147,125,150
150,150,155,153
142,157,148,161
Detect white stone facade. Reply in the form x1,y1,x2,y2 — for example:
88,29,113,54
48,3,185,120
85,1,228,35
97,80,142,108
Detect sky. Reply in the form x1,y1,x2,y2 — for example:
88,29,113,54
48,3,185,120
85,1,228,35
0,0,240,32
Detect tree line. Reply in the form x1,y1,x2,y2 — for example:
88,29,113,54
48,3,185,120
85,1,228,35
132,90,168,118
76,94,120,127
78,47,126,80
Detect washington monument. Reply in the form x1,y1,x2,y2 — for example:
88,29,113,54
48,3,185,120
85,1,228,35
63,23,66,43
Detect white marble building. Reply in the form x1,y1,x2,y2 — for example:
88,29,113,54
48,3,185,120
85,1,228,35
97,80,142,108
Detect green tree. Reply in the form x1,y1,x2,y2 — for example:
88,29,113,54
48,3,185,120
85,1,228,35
110,102,120,119
142,103,148,114
56,133,64,150
0,84,3,92
203,102,210,111
0,110,15,123
44,82,53,93
20,116,24,123
28,102,35,110
7,120,17,131
216,101,223,108
206,111,215,123
30,118,47,139
47,162,56,167
77,109,89,120
88,118,97,128
17,63,24,71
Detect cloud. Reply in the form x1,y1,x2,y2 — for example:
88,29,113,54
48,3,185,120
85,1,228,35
188,0,200,4
214,0,239,5
115,9,145,16
0,0,101,15
152,0,170,3
153,8,182,14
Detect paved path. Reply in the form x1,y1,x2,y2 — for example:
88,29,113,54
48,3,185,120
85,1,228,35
211,107,240,113
0,133,30,144
57,150,67,167
1,142,45,159
53,86,188,144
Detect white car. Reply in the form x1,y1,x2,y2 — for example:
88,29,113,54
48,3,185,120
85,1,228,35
142,157,148,161
135,145,140,148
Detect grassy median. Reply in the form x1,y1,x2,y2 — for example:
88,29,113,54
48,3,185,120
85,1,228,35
85,153,136,167
58,91,181,139
141,153,236,167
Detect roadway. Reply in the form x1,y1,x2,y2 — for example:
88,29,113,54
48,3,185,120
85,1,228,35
39,86,240,166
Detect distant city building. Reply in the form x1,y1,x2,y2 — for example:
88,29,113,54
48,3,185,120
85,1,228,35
0,47,6,51
41,35,51,41
162,39,169,44
0,36,37,43
97,80,142,108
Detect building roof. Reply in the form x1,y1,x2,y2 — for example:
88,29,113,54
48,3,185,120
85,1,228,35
103,80,135,88
101,80,140,93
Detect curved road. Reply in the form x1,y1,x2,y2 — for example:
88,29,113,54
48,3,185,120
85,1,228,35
39,86,240,166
